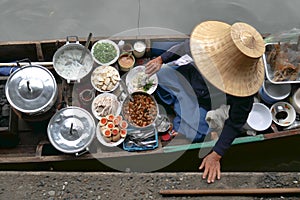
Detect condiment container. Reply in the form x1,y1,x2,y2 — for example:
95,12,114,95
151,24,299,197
121,43,133,53
133,41,146,58
118,53,135,72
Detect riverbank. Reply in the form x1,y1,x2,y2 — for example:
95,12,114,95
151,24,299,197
0,171,299,200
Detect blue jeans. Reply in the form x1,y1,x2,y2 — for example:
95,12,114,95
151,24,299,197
156,65,209,142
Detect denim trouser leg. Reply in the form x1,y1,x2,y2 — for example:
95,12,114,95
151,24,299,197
155,65,209,142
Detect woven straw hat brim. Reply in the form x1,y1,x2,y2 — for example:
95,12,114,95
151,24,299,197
190,21,265,97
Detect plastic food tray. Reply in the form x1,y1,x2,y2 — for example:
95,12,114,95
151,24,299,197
263,42,300,84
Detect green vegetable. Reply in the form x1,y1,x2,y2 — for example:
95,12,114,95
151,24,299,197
93,42,117,64
143,80,154,91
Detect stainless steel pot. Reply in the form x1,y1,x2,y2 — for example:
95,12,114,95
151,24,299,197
5,63,57,115
47,106,96,155
53,36,94,83
121,91,158,129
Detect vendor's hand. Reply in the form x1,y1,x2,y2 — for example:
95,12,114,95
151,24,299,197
199,151,222,183
145,56,163,76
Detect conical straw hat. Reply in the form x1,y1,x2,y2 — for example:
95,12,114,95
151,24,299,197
190,21,265,97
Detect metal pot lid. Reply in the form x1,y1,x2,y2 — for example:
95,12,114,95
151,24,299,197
47,106,96,153
5,65,57,113
53,43,94,83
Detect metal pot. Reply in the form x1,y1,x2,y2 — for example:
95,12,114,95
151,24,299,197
258,79,291,104
53,36,94,83
121,91,158,129
5,63,57,115
47,106,96,155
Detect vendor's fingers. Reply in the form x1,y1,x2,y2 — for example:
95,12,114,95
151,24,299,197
145,62,156,72
145,64,155,74
217,168,221,180
202,166,209,180
146,65,159,76
146,59,157,67
145,68,154,76
199,161,205,170
145,61,153,68
207,169,217,183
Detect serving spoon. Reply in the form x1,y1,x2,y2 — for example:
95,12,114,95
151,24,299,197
79,32,93,64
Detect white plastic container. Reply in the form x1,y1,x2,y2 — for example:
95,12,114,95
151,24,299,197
133,41,146,58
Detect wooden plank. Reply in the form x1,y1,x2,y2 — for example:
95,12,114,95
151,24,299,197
0,147,165,163
263,128,300,139
0,35,189,46
35,42,44,61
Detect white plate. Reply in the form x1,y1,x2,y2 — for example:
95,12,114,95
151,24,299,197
96,122,124,147
125,65,158,94
91,39,120,66
91,65,120,93
91,93,121,120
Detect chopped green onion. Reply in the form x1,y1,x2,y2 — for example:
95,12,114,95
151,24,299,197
93,42,117,64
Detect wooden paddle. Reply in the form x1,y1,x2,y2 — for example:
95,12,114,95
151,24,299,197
160,188,300,196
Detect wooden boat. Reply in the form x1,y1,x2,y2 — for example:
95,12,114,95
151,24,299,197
0,35,300,172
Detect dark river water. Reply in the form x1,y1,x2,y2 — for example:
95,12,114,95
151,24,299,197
0,0,300,41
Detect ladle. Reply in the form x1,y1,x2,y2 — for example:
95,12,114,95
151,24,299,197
120,78,133,101
79,32,93,64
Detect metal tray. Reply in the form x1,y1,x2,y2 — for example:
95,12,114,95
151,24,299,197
123,127,158,151
263,42,300,84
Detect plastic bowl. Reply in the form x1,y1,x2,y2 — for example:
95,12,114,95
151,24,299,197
246,103,272,131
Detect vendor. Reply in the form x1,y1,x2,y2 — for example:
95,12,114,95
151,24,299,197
146,20,265,183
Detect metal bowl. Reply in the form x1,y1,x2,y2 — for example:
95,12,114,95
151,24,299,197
270,102,296,127
121,91,158,129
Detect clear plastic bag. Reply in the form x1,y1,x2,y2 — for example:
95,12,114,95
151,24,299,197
264,28,300,43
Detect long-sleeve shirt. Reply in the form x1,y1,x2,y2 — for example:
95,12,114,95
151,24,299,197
159,39,254,156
